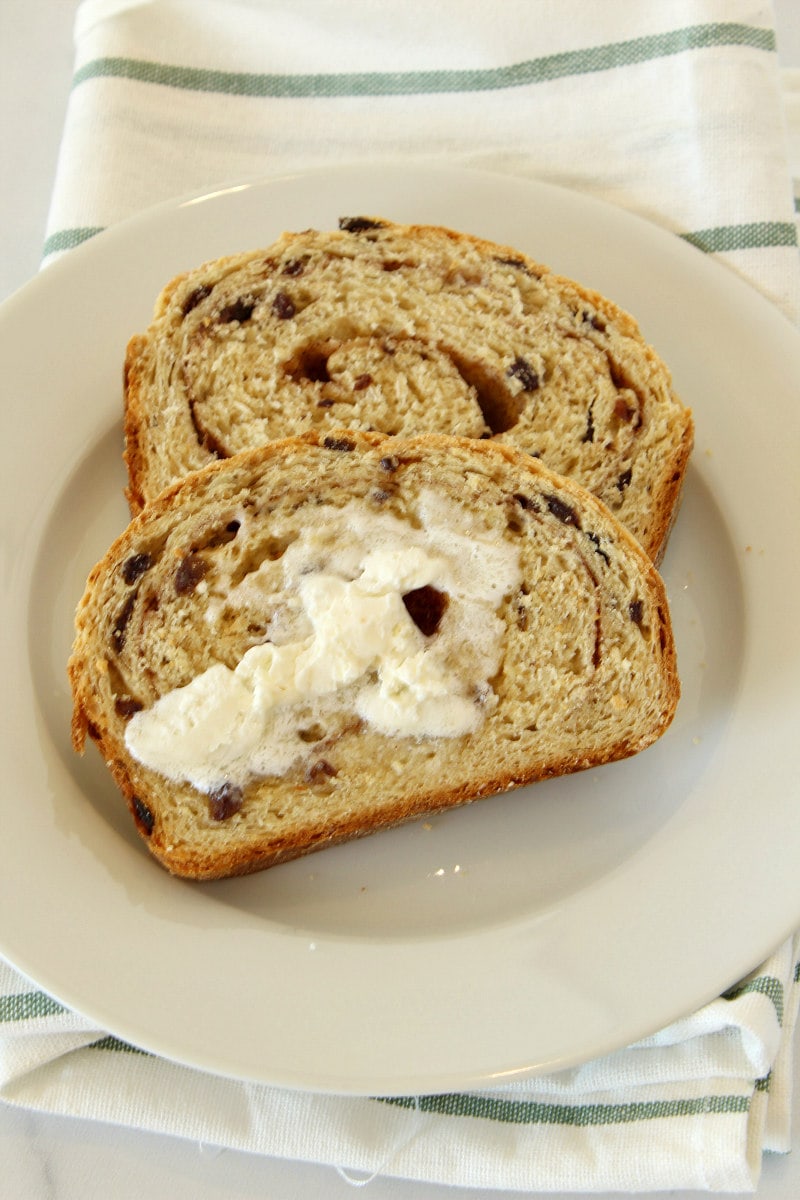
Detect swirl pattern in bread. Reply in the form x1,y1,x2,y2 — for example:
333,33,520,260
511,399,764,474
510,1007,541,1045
124,218,693,561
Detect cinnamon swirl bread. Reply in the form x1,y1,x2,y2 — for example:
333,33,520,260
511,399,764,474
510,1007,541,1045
123,218,693,561
70,432,679,880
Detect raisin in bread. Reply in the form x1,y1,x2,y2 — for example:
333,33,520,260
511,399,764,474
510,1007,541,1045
70,431,679,881
124,218,693,561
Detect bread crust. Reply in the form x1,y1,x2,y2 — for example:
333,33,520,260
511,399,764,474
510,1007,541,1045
123,219,693,560
70,431,679,880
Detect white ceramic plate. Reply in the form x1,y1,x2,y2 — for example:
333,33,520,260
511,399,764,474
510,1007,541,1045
1,165,798,1096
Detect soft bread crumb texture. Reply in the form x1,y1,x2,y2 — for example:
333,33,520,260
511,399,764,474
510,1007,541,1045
124,219,693,561
69,432,680,880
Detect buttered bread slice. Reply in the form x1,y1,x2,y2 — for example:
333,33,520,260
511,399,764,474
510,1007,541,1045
124,218,693,561
70,432,679,880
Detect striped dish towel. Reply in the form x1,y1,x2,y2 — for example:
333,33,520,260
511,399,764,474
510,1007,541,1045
2,943,798,1190
3,0,799,1191
43,0,800,324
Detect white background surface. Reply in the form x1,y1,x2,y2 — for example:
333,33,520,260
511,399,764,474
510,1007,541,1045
1,2,798,1196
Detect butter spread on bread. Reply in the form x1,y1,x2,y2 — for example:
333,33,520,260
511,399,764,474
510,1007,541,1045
69,432,679,880
124,490,520,788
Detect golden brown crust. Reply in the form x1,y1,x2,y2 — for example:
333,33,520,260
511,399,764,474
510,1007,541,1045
70,431,680,880
122,335,149,512
646,419,695,567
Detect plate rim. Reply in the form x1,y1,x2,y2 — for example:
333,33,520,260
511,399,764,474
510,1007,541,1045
1,161,799,1095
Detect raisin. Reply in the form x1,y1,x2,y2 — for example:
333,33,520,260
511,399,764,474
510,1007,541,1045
306,759,338,784
586,531,610,565
218,298,255,323
403,585,449,636
614,397,634,421
121,552,153,585
271,291,295,320
282,258,305,276
208,782,244,821
583,310,606,332
379,455,399,472
111,593,136,653
203,520,240,549
114,696,143,719
513,492,539,512
544,494,580,528
338,216,385,233
582,400,595,444
629,599,644,625
353,373,372,391
323,435,356,452
495,255,528,270
133,796,155,836
506,356,540,392
617,468,633,493
317,398,335,408
174,552,208,595
182,284,213,315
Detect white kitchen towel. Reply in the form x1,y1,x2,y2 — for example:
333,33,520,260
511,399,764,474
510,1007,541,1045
2,938,798,1192
41,0,800,323
2,0,800,1191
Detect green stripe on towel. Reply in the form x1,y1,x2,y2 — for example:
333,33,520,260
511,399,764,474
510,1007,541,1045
89,1034,151,1056
0,990,67,1022
43,220,795,265
380,1091,750,1125
681,221,797,253
72,23,775,100
723,974,785,1025
42,226,105,256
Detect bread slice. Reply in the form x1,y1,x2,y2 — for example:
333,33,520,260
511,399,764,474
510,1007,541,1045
69,431,679,880
124,218,693,561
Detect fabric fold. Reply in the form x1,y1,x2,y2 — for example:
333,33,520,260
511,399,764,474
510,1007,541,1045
1,924,797,1190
